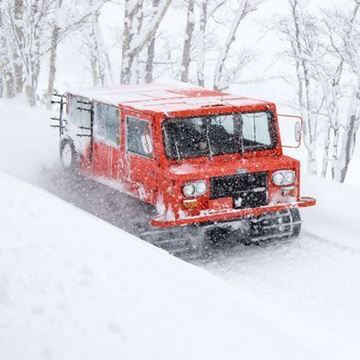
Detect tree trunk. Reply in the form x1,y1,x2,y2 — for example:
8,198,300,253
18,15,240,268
320,124,332,178
333,88,360,183
289,0,318,175
329,2,360,180
0,74,3,98
145,0,160,84
120,0,137,84
121,0,172,84
0,7,15,98
46,0,63,109
197,0,207,87
145,37,155,83
46,25,60,109
14,0,24,94
23,0,41,107
5,71,15,98
0,7,4,98
180,0,195,82
25,78,36,106
213,0,251,91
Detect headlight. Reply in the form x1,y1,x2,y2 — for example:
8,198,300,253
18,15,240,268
272,170,295,186
183,183,196,197
195,181,207,195
183,181,207,197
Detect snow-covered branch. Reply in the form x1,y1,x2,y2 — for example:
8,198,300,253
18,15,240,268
213,0,261,91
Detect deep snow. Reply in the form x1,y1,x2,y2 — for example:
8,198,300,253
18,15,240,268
0,171,335,360
1,97,360,359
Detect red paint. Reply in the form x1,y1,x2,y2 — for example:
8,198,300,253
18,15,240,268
67,84,315,229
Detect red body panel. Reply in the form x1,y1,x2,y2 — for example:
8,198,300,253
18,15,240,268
67,84,315,228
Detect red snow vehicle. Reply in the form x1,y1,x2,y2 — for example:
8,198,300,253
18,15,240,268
51,83,315,256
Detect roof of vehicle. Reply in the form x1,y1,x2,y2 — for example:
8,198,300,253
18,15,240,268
68,82,274,116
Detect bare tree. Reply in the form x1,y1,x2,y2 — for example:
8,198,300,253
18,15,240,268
145,0,160,83
121,0,172,84
272,0,360,181
327,1,360,182
273,0,321,174
13,0,24,94
314,2,360,179
46,0,62,109
3,0,54,106
46,0,111,107
83,0,113,86
213,0,260,91
180,0,195,82
196,0,207,86
0,3,15,98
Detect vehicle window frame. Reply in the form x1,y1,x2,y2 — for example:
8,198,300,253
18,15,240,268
68,94,90,127
94,101,120,148
162,111,277,160
126,115,154,159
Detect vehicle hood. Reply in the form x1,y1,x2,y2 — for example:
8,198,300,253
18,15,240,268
165,155,299,181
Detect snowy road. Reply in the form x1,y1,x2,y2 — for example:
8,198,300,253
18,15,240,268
35,167,360,347
201,231,360,345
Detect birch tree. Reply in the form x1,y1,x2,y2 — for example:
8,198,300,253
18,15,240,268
145,0,160,83
196,0,207,86
313,2,360,179
326,2,360,182
13,0,24,94
121,0,172,84
213,0,261,91
273,0,321,174
24,0,42,106
180,0,195,82
272,0,360,181
46,0,62,109
46,0,111,107
0,3,15,98
1,0,56,105
82,0,113,87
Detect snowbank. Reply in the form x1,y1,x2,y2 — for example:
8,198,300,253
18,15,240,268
0,171,333,360
0,98,58,182
302,176,360,251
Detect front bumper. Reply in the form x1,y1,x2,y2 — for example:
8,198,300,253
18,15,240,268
150,197,316,228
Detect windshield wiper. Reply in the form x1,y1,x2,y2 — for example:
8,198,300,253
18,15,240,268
164,125,181,160
235,113,245,154
172,133,181,160
205,117,213,159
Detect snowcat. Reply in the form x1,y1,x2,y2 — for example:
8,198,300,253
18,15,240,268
51,83,316,257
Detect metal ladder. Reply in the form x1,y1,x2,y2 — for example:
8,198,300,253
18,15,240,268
50,93,67,137
76,99,94,162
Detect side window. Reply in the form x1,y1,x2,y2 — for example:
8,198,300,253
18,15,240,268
242,112,272,146
126,116,153,158
95,102,106,138
94,102,120,146
106,106,119,144
68,95,90,127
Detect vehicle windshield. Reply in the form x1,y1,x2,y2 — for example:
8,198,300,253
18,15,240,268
163,112,276,160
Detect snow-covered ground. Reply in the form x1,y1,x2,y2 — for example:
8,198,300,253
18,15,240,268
1,98,360,359
204,182,360,346
3,171,331,360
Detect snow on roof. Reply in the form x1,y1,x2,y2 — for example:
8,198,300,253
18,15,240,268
68,82,271,115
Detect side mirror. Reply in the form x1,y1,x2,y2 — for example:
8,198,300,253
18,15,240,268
277,114,303,148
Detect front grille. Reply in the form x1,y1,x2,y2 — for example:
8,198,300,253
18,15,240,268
210,172,268,209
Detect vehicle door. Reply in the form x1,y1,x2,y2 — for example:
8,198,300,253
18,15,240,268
92,101,121,179
66,94,93,159
124,112,157,202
